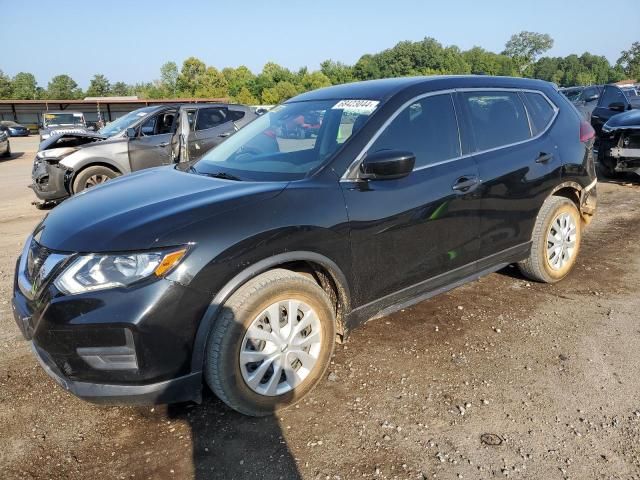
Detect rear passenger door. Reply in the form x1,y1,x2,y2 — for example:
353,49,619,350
189,107,232,160
457,89,560,266
342,92,482,305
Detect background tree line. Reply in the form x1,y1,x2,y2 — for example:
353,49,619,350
0,33,638,105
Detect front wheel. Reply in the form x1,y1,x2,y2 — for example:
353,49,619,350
518,196,582,283
204,269,336,417
73,165,119,193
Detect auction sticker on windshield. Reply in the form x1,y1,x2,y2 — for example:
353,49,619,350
332,100,379,114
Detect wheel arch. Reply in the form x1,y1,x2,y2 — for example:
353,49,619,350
549,180,596,225
69,162,122,193
190,251,352,373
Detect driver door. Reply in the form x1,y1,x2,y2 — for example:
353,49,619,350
128,110,176,171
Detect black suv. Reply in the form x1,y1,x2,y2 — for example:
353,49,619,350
12,76,598,416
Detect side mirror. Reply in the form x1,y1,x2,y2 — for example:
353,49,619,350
609,102,626,112
125,127,137,138
584,94,599,102
360,150,415,180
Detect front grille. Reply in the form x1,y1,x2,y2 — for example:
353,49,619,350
19,239,70,298
25,240,52,284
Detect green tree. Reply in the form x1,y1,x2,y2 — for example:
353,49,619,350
617,42,640,80
47,74,81,99
222,66,256,98
193,67,228,98
261,81,299,104
11,72,38,99
0,70,12,98
320,60,354,84
234,86,259,105
160,61,178,96
85,74,111,97
503,31,554,73
176,57,206,96
299,71,331,91
111,81,131,96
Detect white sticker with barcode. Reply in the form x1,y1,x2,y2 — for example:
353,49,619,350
332,100,379,114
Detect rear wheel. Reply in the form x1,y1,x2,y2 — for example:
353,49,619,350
2,141,10,158
518,196,582,283
73,165,119,193
204,269,336,417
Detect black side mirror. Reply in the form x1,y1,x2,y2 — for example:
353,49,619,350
125,127,137,138
584,94,599,102
609,102,626,112
360,150,415,180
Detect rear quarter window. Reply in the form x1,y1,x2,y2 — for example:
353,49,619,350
522,92,556,135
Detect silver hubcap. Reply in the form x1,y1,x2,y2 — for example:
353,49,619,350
85,174,108,188
547,212,577,270
240,299,322,396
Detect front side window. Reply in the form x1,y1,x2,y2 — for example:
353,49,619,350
462,91,531,151
522,92,556,135
194,99,379,181
366,93,460,168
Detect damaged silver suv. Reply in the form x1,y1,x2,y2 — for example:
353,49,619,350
31,104,256,206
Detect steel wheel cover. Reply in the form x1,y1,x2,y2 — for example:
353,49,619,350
547,212,577,270
239,299,322,396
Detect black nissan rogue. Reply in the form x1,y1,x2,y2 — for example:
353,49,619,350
12,76,597,416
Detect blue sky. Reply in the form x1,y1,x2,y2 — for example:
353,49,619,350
1,0,638,88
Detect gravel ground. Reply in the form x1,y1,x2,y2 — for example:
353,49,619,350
1,136,640,479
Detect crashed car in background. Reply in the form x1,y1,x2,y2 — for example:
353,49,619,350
39,111,92,141
597,109,640,178
31,103,256,205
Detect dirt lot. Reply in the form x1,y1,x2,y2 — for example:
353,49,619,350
1,136,640,479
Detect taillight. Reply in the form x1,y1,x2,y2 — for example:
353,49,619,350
580,120,595,143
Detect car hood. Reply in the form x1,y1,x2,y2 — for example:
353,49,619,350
35,167,288,252
604,109,640,131
39,131,108,150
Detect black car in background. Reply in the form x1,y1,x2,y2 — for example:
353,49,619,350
0,120,30,137
591,84,640,136
12,76,597,416
597,108,640,178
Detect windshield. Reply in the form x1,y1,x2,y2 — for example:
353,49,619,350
562,89,583,102
98,107,157,137
193,99,379,181
43,113,85,127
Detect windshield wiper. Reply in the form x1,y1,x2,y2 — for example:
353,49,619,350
202,171,243,181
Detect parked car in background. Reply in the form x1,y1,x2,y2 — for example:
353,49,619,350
0,126,11,157
13,76,597,416
0,120,30,137
39,112,91,141
597,109,640,178
591,84,640,136
31,103,256,204
560,86,584,102
572,85,603,120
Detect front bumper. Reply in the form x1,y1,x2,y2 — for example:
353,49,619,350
30,157,71,202
12,252,212,404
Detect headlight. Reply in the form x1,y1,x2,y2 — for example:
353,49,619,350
54,248,187,295
36,147,77,160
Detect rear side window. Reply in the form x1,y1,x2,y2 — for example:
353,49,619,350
461,91,531,151
599,86,627,108
368,93,461,168
229,110,246,122
195,108,228,131
522,92,556,135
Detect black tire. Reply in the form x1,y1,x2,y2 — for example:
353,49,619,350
2,141,10,158
204,269,336,417
72,165,119,193
518,196,582,283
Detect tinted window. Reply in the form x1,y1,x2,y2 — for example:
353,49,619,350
229,110,246,122
195,108,228,131
600,87,627,108
523,92,555,135
368,94,460,168
462,91,531,151
140,115,157,135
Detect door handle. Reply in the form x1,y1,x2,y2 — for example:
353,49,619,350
218,132,232,138
535,152,553,164
158,142,170,147
452,175,480,193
